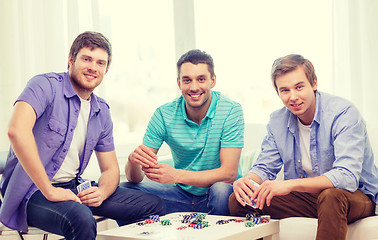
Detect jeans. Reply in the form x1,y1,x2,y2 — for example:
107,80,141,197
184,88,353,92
120,181,233,216
26,179,166,240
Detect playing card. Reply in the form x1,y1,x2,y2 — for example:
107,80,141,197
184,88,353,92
241,179,260,208
77,180,91,192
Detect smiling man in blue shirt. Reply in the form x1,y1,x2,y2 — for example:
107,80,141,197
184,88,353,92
229,54,377,240
0,31,165,240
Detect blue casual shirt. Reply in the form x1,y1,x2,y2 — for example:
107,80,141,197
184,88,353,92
143,91,244,196
0,72,115,231
250,91,378,203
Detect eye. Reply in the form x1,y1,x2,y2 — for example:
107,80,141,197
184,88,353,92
297,85,303,90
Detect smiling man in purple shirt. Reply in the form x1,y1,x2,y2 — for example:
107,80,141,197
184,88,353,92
0,31,165,240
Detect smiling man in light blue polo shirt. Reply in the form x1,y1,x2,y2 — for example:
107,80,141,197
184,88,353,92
122,49,244,215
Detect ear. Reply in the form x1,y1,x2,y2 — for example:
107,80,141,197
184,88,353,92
177,77,182,90
68,56,74,69
312,78,318,91
210,75,216,88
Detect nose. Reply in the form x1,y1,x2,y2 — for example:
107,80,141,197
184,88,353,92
189,80,200,91
87,61,98,73
289,90,298,101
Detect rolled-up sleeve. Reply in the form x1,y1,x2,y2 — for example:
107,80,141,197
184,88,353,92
323,106,365,192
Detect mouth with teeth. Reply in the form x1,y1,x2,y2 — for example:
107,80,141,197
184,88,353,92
290,102,303,111
84,73,97,81
188,92,203,101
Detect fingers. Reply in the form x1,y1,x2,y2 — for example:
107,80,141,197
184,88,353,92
233,178,254,206
78,187,103,207
131,145,158,167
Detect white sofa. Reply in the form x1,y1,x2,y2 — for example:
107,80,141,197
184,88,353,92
242,123,378,240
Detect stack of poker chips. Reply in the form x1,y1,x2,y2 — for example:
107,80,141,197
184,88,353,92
261,215,271,223
246,213,257,220
149,215,160,222
244,213,272,227
245,221,255,227
160,219,172,226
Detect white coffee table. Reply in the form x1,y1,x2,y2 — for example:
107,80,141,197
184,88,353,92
97,212,279,240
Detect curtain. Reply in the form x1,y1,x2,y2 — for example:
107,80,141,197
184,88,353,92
332,0,378,125
0,0,100,149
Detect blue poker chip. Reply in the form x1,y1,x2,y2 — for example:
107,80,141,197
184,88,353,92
252,217,261,224
149,215,160,222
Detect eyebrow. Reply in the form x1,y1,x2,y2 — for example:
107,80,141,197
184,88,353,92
278,81,305,91
81,55,107,63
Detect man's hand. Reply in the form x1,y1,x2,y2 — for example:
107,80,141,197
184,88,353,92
232,176,259,207
129,144,158,168
142,163,177,184
253,180,293,209
44,187,82,204
77,186,105,207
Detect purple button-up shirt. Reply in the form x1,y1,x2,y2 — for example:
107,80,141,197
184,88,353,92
0,72,114,231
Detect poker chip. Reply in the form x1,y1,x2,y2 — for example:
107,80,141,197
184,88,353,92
188,222,196,227
252,217,261,225
191,219,202,224
160,219,172,226
193,223,205,229
235,219,244,223
145,219,155,224
196,214,206,220
216,219,229,225
245,221,255,227
189,213,198,218
261,215,271,223
149,215,160,222
137,222,145,226
177,226,187,230
246,213,257,220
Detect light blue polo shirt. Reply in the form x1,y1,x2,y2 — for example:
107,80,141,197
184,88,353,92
143,91,244,196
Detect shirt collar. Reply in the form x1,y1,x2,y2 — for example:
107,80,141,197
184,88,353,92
288,91,321,133
63,72,101,114
180,91,218,123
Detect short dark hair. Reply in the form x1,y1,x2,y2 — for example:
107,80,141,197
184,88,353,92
271,54,317,93
176,49,215,78
68,31,112,70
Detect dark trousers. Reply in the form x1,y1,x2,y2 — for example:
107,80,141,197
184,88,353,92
27,179,166,240
229,188,375,240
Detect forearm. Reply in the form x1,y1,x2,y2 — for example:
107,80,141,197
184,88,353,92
97,167,120,200
125,154,145,182
175,166,237,188
285,175,334,193
8,128,54,197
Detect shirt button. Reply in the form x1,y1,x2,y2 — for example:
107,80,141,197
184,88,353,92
70,128,73,132
298,159,301,163
63,149,67,152
57,128,60,132
75,109,79,113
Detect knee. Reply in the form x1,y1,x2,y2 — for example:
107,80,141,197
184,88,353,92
209,182,233,198
318,188,348,212
62,206,96,239
228,192,239,215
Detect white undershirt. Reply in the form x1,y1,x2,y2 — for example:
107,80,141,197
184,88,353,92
51,97,91,183
297,118,314,178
